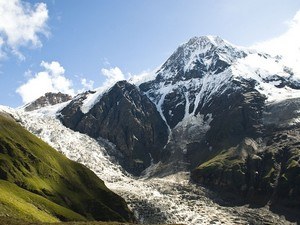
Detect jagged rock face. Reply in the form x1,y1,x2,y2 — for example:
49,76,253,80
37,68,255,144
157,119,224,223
263,98,300,130
142,36,247,85
186,82,266,169
140,36,300,137
191,131,300,213
191,98,300,220
151,78,266,176
24,92,72,111
60,81,168,175
140,36,249,129
137,36,300,220
139,37,269,174
59,91,91,129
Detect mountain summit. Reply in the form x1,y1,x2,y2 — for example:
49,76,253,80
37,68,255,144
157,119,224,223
140,35,300,129
155,36,247,82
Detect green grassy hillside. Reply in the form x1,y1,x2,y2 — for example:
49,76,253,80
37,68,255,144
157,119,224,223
0,113,134,223
0,216,184,225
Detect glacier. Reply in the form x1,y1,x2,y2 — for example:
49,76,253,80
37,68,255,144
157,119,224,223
0,104,293,224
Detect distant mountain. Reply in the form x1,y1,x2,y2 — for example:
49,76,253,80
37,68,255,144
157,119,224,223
20,36,300,222
24,92,72,111
0,111,134,223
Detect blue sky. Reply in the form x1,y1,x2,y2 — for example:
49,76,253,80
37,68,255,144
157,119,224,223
0,0,300,107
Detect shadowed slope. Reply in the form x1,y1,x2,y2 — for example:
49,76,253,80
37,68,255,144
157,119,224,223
0,112,134,223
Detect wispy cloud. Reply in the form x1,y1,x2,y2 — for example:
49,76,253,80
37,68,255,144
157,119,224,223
0,37,4,59
128,69,156,85
97,66,156,92
100,67,126,90
252,10,300,74
0,0,49,59
16,61,75,104
78,78,94,92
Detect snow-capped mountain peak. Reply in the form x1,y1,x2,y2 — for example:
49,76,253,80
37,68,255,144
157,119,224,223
139,35,300,132
185,35,235,50
155,36,247,82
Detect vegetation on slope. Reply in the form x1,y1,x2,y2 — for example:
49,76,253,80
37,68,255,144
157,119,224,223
0,112,134,223
0,180,84,222
0,216,184,225
191,134,300,222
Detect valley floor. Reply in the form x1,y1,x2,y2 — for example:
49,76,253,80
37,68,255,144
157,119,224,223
4,105,296,225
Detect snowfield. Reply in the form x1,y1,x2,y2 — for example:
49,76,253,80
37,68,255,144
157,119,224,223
0,105,293,225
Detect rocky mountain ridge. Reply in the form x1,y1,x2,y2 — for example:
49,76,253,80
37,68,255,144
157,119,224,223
24,92,72,111
59,81,168,175
18,36,300,223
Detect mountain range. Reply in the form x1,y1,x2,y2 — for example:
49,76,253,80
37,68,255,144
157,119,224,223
1,36,300,224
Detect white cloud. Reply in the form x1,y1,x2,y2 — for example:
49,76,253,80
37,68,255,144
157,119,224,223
41,60,65,75
78,78,94,92
77,67,126,113
16,61,75,104
128,69,156,85
0,36,4,59
102,57,111,66
100,67,126,89
81,78,94,90
252,10,300,74
0,0,49,59
97,67,156,93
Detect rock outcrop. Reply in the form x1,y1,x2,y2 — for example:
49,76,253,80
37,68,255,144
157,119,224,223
60,81,168,175
24,92,72,111
191,98,300,222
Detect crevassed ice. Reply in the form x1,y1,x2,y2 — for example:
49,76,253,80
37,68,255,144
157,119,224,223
0,105,288,225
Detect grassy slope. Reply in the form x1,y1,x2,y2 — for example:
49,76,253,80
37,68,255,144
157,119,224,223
0,217,185,225
192,146,246,190
0,216,131,225
0,180,84,222
0,113,133,223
